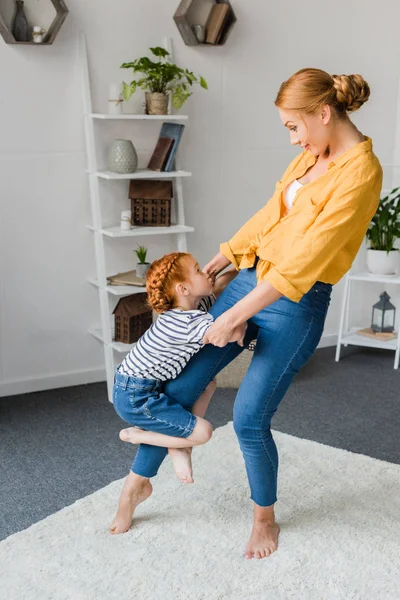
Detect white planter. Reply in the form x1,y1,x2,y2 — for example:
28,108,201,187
136,263,150,279
366,249,400,275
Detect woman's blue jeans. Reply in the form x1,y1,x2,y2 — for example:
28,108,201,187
131,264,332,507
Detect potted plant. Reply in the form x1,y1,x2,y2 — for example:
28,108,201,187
134,245,150,279
366,187,400,275
121,46,208,115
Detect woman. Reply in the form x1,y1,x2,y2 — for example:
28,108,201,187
113,68,382,560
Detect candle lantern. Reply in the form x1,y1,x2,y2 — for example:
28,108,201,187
371,291,396,333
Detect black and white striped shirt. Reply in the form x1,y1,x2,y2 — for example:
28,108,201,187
118,295,216,381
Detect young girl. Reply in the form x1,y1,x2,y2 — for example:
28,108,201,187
110,252,245,534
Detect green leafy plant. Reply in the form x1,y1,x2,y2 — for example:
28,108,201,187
121,46,208,110
134,245,148,264
366,187,400,253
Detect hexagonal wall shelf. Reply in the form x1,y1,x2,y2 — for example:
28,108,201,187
0,0,68,45
174,0,236,46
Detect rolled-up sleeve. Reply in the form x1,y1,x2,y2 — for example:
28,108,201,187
220,201,277,269
263,176,381,302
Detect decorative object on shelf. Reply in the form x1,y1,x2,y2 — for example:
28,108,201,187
108,139,138,174
192,24,206,43
205,2,230,44
0,0,68,45
149,122,185,172
113,293,152,344
129,180,173,227
120,209,132,231
108,83,124,115
147,137,174,172
120,46,208,112
12,1,29,42
107,269,146,287
134,245,151,278
356,327,397,342
371,291,396,333
32,26,46,43
174,0,236,46
366,186,400,275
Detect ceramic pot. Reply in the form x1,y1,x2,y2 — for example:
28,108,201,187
108,139,138,174
366,249,400,275
12,1,30,42
145,92,169,115
136,263,150,279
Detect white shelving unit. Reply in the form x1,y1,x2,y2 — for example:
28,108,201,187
335,271,400,369
80,33,194,401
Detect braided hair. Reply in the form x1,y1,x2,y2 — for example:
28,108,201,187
146,252,191,314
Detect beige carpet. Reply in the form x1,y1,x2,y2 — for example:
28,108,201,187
2,423,400,600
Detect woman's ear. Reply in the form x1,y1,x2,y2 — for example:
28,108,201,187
320,104,331,125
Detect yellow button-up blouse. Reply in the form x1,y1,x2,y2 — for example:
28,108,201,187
220,137,383,302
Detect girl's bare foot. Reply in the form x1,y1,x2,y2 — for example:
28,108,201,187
109,471,152,535
119,427,140,444
168,448,194,484
243,521,280,560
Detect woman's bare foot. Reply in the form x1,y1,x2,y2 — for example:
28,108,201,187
243,521,280,560
168,448,194,484
109,471,152,535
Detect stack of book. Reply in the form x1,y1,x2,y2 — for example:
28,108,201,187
147,122,185,172
205,2,231,44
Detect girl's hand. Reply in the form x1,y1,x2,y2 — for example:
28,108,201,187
202,252,231,283
203,315,247,347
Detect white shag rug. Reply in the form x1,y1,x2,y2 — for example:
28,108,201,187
2,423,400,600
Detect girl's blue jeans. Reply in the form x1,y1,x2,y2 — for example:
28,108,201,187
131,263,332,507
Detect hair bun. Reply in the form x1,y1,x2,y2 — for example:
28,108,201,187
332,74,370,113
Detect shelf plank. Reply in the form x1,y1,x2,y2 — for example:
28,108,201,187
87,224,195,238
349,272,400,284
95,169,191,180
341,327,398,351
89,328,136,353
88,278,146,297
90,113,188,121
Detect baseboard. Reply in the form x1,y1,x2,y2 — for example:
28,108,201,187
0,367,106,397
0,335,338,397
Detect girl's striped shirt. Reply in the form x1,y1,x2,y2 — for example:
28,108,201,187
118,295,216,381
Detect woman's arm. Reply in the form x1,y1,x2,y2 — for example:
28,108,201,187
203,252,232,281
203,280,282,347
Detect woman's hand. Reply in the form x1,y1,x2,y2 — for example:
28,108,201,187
202,252,231,283
203,315,247,347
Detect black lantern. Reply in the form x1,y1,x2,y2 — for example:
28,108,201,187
371,291,396,333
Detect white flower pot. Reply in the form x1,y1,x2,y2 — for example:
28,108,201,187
136,263,150,279
366,249,400,275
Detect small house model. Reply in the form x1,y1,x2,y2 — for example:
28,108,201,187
129,180,172,227
113,293,152,344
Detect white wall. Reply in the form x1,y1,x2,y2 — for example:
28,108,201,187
1,0,400,396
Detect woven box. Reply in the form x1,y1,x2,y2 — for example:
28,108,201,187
129,180,173,227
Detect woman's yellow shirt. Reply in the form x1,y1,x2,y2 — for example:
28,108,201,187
220,137,383,302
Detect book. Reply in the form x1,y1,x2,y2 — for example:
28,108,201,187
157,122,185,172
205,3,230,44
356,327,397,341
107,269,146,287
147,137,174,171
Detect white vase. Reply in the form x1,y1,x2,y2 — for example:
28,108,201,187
136,263,150,279
366,249,400,275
